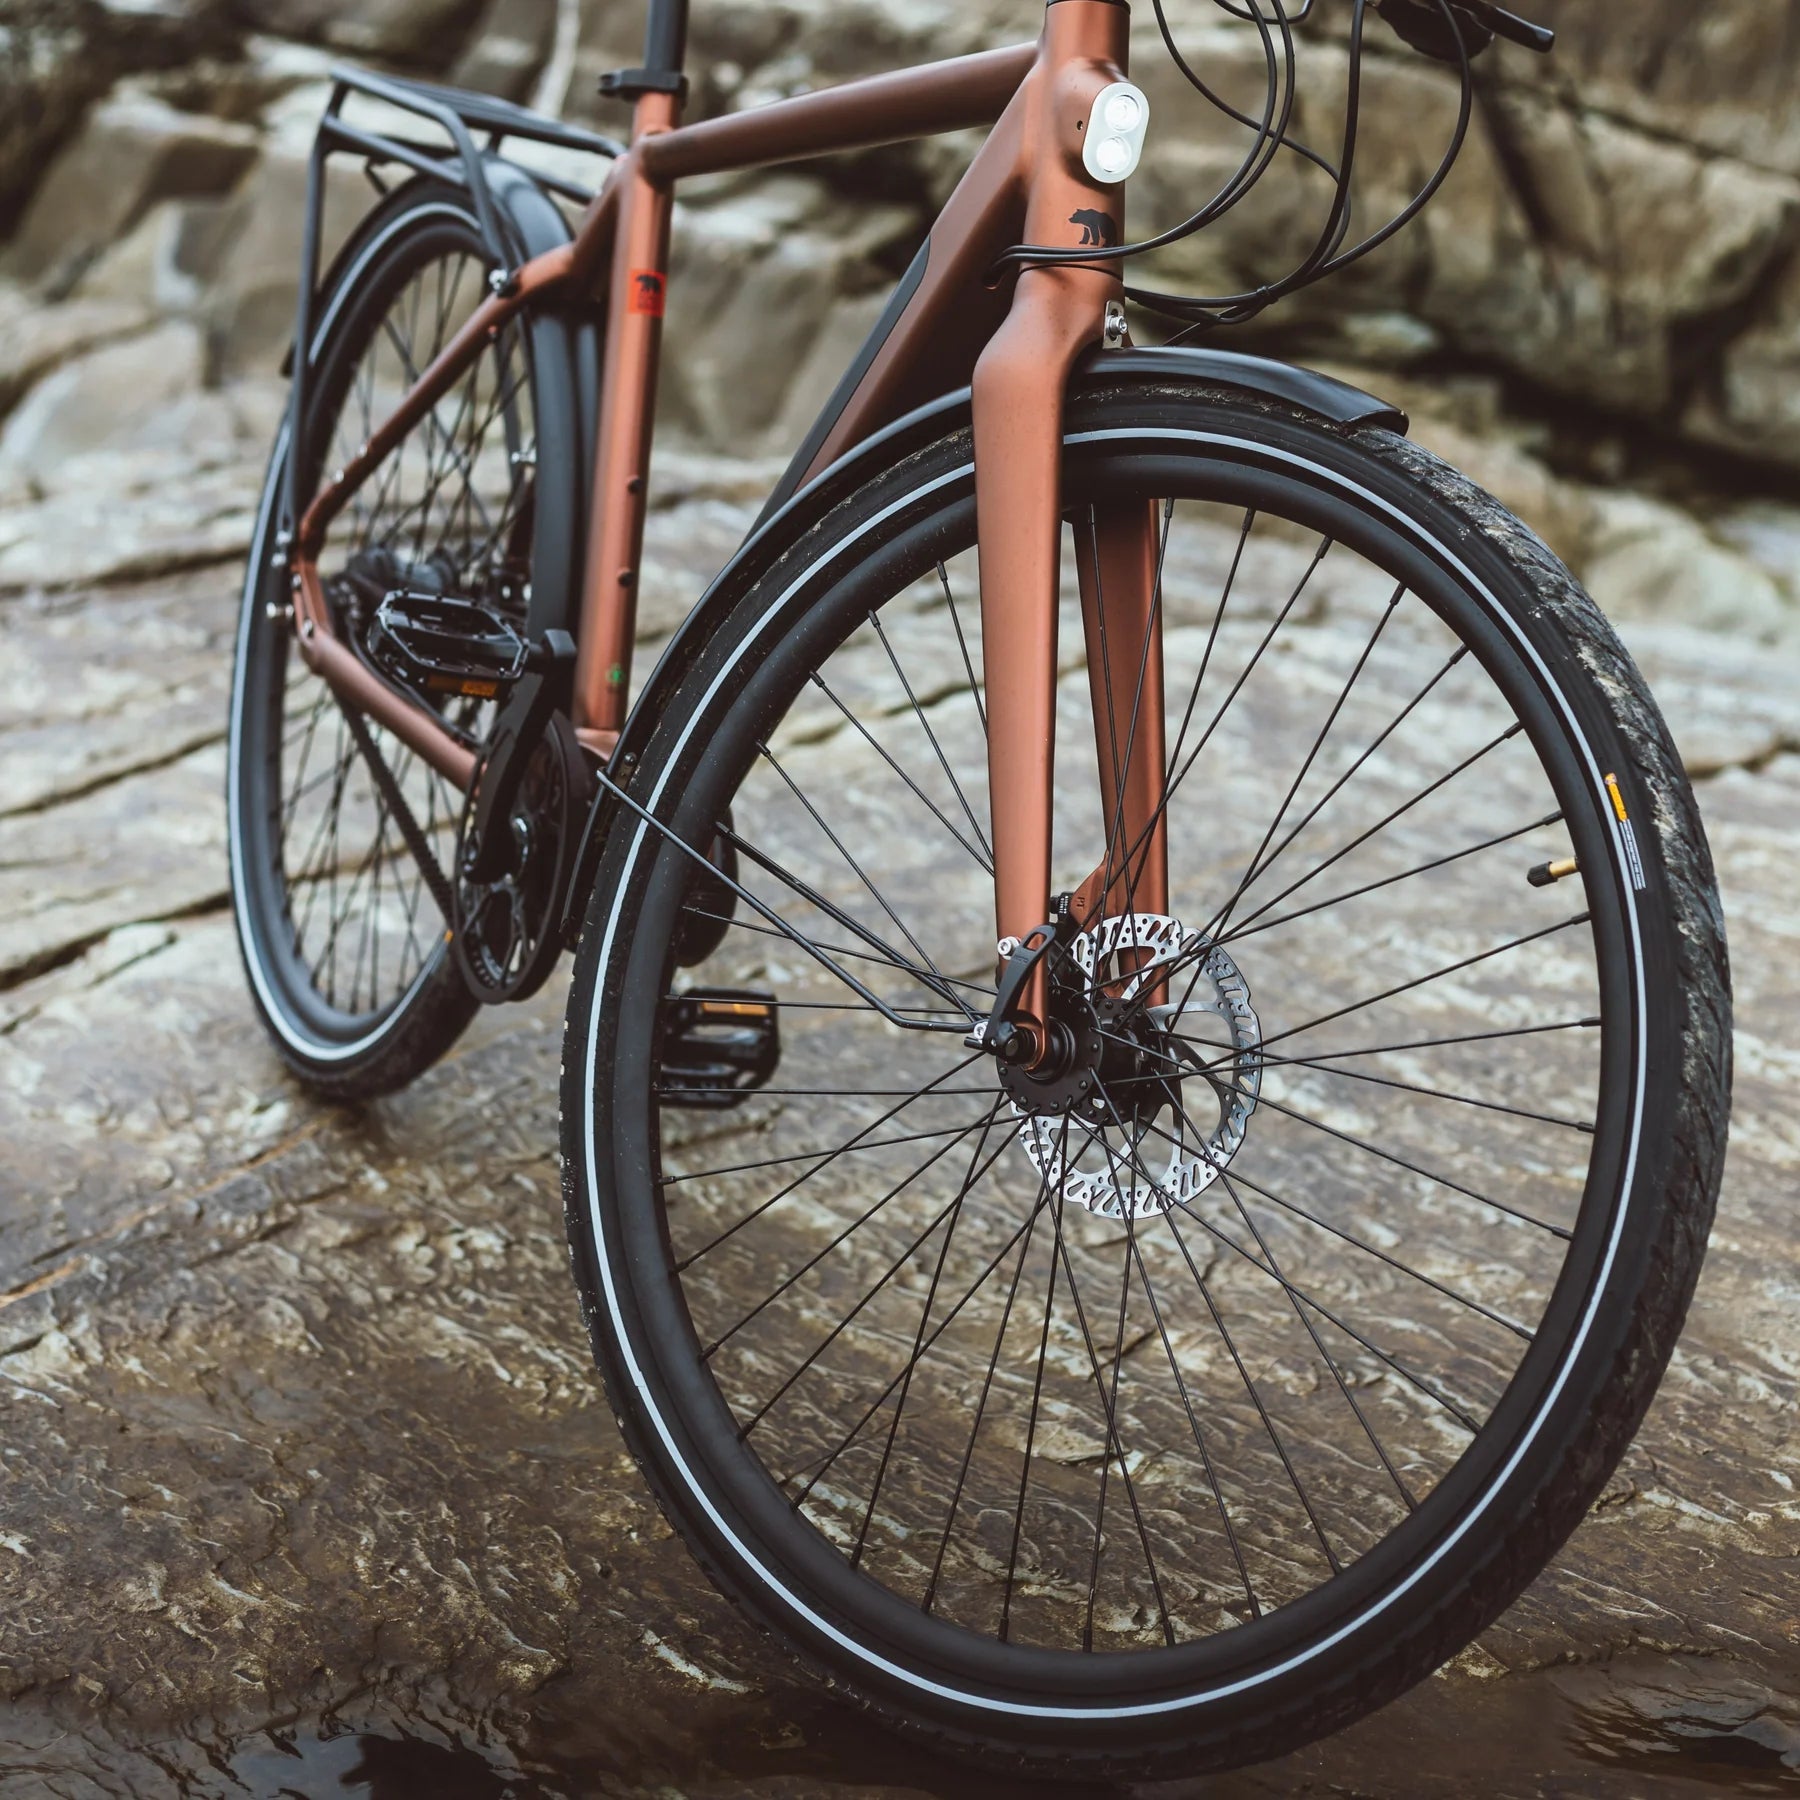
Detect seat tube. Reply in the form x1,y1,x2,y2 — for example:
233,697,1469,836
572,0,688,741
970,0,1131,1048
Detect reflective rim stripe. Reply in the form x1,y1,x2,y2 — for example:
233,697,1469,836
582,428,1647,1720
226,203,473,1062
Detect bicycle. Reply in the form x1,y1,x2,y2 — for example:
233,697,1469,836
225,0,1732,1778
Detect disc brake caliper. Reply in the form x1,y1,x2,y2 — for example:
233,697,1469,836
965,906,1080,1068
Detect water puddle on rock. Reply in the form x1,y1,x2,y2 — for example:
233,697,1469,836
219,1723,555,1799
27,1650,1800,1797
1562,1657,1800,1794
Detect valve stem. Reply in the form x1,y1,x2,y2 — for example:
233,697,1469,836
1528,856,1579,887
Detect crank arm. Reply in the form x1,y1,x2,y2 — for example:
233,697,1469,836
462,629,577,884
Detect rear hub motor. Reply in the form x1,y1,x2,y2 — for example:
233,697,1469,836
1009,913,1263,1221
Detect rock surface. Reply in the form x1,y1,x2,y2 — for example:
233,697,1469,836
1,478,1799,1795
4,2,1800,1794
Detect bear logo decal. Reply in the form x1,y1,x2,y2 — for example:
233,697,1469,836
1069,208,1118,248
628,269,666,316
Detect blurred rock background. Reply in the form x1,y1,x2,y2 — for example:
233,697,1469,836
3,0,1800,650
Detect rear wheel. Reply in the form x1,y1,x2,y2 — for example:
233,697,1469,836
228,179,580,1098
560,383,1728,1776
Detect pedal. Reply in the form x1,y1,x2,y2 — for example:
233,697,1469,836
368,590,528,700
658,989,780,1109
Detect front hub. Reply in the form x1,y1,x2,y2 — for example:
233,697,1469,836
999,913,1263,1221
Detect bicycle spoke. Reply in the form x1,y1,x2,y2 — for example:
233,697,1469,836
677,906,995,1005
869,611,993,866
1215,810,1563,948
735,1106,1015,1441
755,743,970,1009
850,1103,1009,1568
1165,1206,1343,1576
810,671,996,873
705,1101,1005,1366
1122,1215,1261,1620
920,1173,1050,1615
1201,580,1403,943
1246,1053,1595,1136
786,1174,1055,1506
1000,1116,1068,1644
1246,911,1592,1061
938,561,987,737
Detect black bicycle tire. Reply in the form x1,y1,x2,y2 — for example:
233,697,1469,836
559,381,1729,1778
228,176,582,1100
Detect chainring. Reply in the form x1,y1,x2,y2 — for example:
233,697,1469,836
452,711,592,1004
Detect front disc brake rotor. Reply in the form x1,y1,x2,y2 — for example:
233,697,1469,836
1012,913,1263,1220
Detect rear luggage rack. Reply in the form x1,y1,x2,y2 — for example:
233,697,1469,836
320,65,623,231
282,64,622,558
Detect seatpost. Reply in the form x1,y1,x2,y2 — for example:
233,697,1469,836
642,0,689,75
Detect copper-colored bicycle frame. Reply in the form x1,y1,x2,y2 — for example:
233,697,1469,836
288,0,1166,1057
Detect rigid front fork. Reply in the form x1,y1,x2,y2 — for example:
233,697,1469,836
969,0,1166,1058
1073,498,1169,976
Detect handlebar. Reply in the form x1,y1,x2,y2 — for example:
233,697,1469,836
1376,0,1554,63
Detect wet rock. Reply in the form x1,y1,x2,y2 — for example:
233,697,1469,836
1620,626,1800,779
660,176,917,453
0,284,154,419
0,319,206,487
0,464,266,595
0,370,279,593
0,511,1794,1794
1504,0,1800,178
1687,250,1800,472
0,574,234,816
0,570,1790,1795
231,0,489,68
200,132,380,381
0,0,113,229
449,0,558,104
64,197,224,314
1469,87,1800,417
0,0,241,230
0,737,226,985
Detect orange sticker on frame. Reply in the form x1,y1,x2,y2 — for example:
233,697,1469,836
628,269,666,316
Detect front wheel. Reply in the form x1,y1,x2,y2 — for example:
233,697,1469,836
560,383,1729,1778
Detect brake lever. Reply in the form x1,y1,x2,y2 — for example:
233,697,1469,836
1466,0,1555,52
1375,0,1553,63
